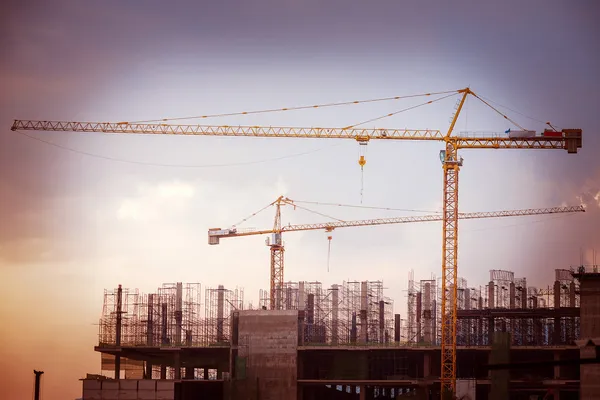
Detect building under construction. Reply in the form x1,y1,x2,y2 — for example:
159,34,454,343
82,266,600,400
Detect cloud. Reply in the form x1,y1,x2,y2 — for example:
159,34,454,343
116,181,196,222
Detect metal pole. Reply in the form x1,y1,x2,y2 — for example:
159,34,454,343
33,370,44,400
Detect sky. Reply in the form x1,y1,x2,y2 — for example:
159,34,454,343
0,0,599,398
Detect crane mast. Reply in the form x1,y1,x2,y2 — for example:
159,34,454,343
11,87,584,397
440,89,468,396
269,196,287,311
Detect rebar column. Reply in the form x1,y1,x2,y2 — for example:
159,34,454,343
115,284,123,379
217,285,225,343
175,283,183,346
185,330,194,379
161,302,168,379
379,300,385,344
145,294,154,379
332,285,339,345
416,292,422,342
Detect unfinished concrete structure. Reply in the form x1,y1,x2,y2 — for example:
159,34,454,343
83,266,600,400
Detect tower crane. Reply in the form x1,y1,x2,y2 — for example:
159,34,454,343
207,195,584,310
11,87,583,396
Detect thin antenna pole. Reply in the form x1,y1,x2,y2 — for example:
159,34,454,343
33,370,44,400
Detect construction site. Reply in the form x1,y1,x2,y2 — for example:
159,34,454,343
11,88,591,400
82,265,600,400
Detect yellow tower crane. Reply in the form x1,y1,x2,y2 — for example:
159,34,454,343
11,87,583,396
207,196,584,311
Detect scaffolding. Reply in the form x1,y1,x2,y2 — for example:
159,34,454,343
99,285,140,346
98,282,242,350
258,289,269,310
282,281,300,310
419,279,436,345
302,281,327,344
204,285,244,345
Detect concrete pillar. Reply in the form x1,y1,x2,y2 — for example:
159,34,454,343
115,285,123,380
360,310,368,344
147,294,154,346
285,285,292,310
351,312,357,343
379,300,385,344
161,303,168,345
174,352,181,380
298,310,305,346
416,292,422,342
432,299,437,344
298,281,305,310
185,330,194,379
488,281,495,308
423,352,431,378
554,351,561,379
160,301,168,380
175,282,183,345
217,285,225,343
423,283,431,344
464,288,471,310
489,332,510,400
359,385,366,400
554,281,561,308
394,314,401,343
331,285,339,345
307,294,315,324
554,281,562,345
521,280,527,309
509,282,516,309
360,281,368,343
145,361,153,379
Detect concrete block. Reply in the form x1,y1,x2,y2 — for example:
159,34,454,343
102,381,119,390
82,389,102,400
83,380,102,390
138,380,156,390
137,390,157,400
156,390,174,400
101,389,119,400
118,389,138,400
156,381,174,391
119,380,139,390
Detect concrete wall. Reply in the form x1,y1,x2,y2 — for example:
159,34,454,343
577,273,600,399
82,380,174,400
236,310,298,400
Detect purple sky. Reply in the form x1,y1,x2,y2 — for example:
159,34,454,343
1,1,599,398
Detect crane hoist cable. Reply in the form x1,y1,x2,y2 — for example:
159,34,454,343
327,234,332,272
344,92,459,203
